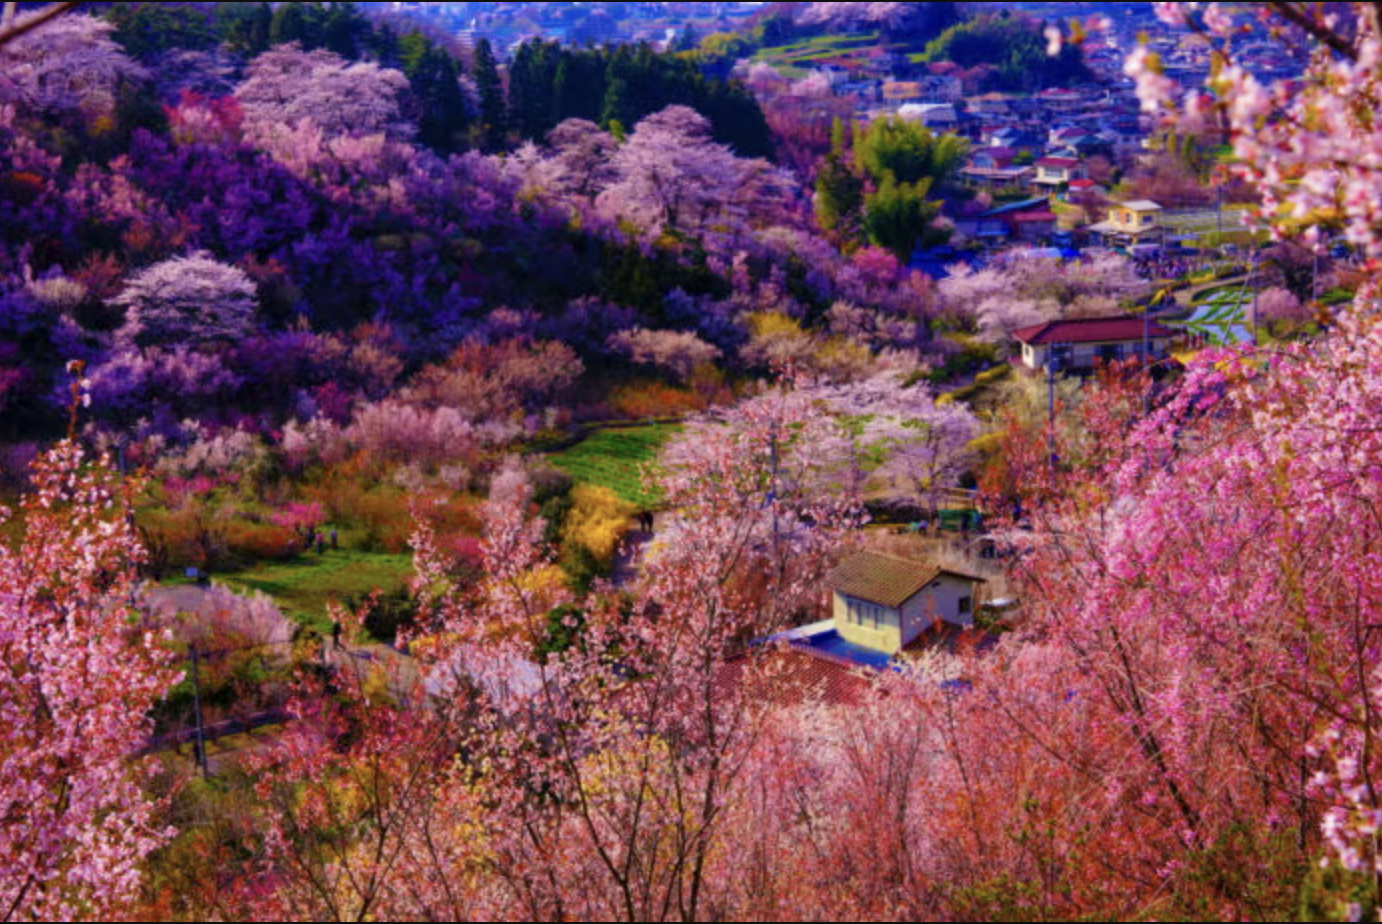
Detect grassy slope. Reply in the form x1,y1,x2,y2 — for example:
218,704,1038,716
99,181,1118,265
549,424,682,509
170,550,414,636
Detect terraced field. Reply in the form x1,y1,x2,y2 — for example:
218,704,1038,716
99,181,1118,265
753,32,885,77
1172,288,1255,345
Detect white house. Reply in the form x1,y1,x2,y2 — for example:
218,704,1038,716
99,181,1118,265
1012,317,1177,373
895,102,959,132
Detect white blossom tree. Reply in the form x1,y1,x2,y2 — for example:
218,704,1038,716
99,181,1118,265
800,3,916,30
235,44,413,143
113,253,259,349
608,327,722,381
544,118,620,202
598,105,794,241
815,374,981,515
0,13,147,118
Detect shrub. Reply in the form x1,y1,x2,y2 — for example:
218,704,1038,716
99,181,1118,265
564,484,635,568
351,587,419,645
609,382,705,419
224,519,299,565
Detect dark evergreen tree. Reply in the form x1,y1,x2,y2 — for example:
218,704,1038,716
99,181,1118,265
411,46,471,154
368,20,403,68
601,45,639,130
554,51,605,124
106,3,216,62
322,2,365,59
473,38,508,152
270,1,312,48
509,41,561,141
248,1,273,55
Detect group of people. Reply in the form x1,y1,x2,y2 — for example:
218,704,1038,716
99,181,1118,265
1134,257,1191,281
291,526,338,556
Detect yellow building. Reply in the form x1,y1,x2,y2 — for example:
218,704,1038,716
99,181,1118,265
828,552,986,655
1087,199,1166,245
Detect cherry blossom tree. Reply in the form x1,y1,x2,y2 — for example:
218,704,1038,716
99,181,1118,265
1114,7,1382,905
607,327,722,381
800,3,919,31
0,425,177,921
544,118,620,202
812,374,980,514
941,253,1149,341
598,106,795,243
234,44,413,143
113,252,258,349
237,383,863,922
0,13,147,119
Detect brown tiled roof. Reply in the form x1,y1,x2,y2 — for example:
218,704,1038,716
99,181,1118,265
829,552,984,610
713,646,874,708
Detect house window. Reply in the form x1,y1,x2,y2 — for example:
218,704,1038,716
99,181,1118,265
1142,214,1153,225
846,597,892,630
958,596,973,615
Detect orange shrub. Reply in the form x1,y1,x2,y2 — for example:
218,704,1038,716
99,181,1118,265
224,520,299,564
609,382,705,419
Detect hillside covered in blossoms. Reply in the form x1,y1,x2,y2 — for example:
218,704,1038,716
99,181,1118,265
2,2,1382,921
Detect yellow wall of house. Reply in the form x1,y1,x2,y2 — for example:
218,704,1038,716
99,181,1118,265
834,592,903,653
1113,208,1161,232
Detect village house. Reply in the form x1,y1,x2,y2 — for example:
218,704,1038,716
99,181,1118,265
762,552,990,666
895,102,958,132
711,553,995,707
1085,199,1166,247
960,147,1035,191
1011,316,1177,373
958,197,1058,246
882,80,925,103
982,127,1045,159
826,552,985,654
1032,156,1086,194
816,63,850,87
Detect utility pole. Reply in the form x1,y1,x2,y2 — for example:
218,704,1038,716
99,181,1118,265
1313,242,1321,304
1216,181,1223,242
1047,347,1063,469
190,645,208,779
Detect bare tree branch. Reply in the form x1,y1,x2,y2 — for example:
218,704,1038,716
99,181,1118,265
1267,1,1359,61
0,2,81,49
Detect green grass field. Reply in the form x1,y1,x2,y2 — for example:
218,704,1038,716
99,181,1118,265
170,550,414,636
549,425,681,509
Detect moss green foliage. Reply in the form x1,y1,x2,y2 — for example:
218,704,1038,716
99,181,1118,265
507,40,773,158
854,118,969,190
816,119,865,236
549,425,681,508
922,14,1092,91
851,117,966,258
863,175,943,260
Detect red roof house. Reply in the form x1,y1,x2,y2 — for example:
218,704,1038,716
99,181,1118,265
1011,316,1177,371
